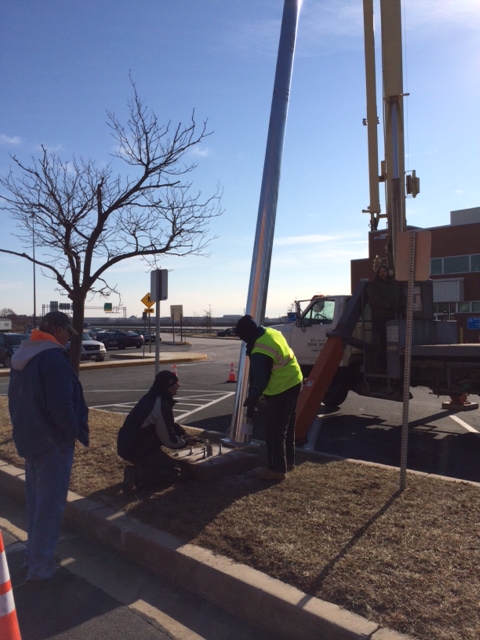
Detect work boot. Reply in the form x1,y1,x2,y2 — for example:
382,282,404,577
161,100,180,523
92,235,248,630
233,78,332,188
136,464,181,490
122,465,138,492
253,467,286,481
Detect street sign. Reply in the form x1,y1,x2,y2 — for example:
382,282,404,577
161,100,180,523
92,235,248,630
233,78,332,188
150,269,168,302
141,292,154,308
467,317,480,330
170,304,183,322
143,308,154,313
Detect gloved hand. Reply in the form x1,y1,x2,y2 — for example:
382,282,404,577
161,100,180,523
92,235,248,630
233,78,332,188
243,396,257,419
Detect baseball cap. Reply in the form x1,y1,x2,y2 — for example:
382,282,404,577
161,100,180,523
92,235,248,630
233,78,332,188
39,311,78,336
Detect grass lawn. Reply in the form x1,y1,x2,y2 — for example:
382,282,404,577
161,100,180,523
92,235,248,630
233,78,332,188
0,397,478,640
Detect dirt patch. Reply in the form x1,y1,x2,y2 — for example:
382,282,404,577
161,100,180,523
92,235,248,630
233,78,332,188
0,397,478,640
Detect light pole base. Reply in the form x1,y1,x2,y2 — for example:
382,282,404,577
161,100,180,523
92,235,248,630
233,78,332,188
220,437,261,450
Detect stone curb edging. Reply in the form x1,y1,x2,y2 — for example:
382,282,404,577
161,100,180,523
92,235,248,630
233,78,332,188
0,460,415,640
0,352,209,377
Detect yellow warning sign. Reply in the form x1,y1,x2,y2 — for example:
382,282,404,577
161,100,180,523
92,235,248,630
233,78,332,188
141,293,154,308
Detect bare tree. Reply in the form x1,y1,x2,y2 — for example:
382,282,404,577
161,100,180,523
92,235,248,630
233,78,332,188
204,305,213,334
0,80,223,369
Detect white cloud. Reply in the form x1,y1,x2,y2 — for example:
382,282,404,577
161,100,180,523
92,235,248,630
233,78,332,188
275,234,334,246
190,146,213,159
405,0,480,30
298,0,480,54
0,134,22,146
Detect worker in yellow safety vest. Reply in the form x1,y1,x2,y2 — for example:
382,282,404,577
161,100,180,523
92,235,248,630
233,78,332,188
235,315,303,481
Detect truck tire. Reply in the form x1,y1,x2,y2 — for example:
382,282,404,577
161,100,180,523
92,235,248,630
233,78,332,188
323,370,350,408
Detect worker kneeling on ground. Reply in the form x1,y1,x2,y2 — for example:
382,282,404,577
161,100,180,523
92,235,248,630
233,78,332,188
117,370,190,491
235,315,303,481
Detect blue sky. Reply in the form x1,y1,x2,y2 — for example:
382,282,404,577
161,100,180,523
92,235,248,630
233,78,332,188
1,0,479,320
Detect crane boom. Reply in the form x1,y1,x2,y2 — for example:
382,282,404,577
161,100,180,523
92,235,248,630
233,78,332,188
380,0,406,270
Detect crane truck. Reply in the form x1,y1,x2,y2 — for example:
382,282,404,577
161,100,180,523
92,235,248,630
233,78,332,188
275,0,480,441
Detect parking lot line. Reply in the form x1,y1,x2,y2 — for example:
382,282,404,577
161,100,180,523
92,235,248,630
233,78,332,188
91,389,236,420
449,414,479,434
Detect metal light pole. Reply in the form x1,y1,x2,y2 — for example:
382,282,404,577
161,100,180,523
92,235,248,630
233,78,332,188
32,215,37,328
225,0,301,445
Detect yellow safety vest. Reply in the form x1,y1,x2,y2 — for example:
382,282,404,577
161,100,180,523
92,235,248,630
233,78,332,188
251,328,302,396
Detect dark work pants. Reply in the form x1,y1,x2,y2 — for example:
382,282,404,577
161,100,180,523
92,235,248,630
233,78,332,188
264,383,301,473
133,425,181,485
372,316,394,370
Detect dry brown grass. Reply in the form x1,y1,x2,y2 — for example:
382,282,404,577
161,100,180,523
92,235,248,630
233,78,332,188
1,397,479,640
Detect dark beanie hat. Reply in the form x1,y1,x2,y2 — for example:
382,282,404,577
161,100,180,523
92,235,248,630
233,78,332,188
235,315,258,342
152,370,179,393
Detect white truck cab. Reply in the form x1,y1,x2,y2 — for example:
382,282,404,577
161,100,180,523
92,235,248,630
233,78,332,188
274,295,352,370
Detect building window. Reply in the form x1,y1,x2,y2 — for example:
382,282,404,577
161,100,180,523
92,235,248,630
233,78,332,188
431,254,480,275
443,255,469,274
472,301,480,313
471,254,480,272
458,301,470,313
431,258,442,275
433,302,457,317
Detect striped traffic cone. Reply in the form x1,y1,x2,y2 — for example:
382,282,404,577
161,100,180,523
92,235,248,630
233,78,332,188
227,363,237,383
0,531,22,640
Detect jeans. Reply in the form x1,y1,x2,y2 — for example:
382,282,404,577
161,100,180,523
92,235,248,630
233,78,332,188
264,383,301,473
24,441,75,580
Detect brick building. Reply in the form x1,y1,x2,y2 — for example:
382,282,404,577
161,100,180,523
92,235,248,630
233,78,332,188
351,206,480,343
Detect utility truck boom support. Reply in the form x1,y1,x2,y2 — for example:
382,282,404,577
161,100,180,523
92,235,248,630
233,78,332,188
277,0,480,442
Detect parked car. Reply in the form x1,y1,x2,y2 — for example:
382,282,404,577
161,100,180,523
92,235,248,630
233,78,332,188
0,333,29,367
99,330,144,349
66,332,107,362
136,329,160,344
87,327,104,339
216,327,236,337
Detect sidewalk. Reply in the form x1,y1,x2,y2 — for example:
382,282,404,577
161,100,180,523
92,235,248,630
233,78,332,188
1,491,277,640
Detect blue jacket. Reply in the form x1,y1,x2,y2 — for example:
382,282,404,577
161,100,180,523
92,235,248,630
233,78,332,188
8,336,89,458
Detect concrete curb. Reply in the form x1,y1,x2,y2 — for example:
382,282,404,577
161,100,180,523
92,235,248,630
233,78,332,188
0,351,209,377
0,459,416,640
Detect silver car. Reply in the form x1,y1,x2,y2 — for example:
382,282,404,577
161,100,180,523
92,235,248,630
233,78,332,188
67,332,107,362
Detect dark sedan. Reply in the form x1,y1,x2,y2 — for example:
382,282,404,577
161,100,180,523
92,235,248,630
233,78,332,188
216,327,236,337
99,330,144,349
136,329,160,343
0,333,29,367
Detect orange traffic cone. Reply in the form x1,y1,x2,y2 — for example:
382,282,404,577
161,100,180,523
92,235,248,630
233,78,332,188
172,364,177,376
0,531,22,640
227,363,237,383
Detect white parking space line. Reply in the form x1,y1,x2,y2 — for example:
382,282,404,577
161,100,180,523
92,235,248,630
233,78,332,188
92,403,136,413
175,391,235,421
449,414,480,434
91,389,236,420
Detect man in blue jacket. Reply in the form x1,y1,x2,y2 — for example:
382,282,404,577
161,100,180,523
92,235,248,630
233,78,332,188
8,311,89,584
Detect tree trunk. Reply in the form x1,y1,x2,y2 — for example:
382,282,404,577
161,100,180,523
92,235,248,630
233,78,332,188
68,294,87,373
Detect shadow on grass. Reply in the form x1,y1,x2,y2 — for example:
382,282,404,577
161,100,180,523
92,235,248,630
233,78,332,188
304,488,403,595
84,453,339,545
